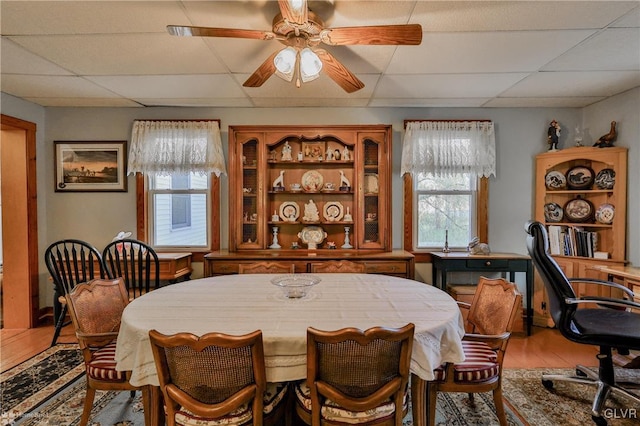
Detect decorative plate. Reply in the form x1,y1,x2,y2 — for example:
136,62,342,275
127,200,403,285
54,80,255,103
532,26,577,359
364,173,379,194
544,170,567,190
595,203,615,224
595,168,616,190
279,201,300,222
301,170,324,192
544,202,564,223
564,197,594,223
322,201,344,222
566,165,594,190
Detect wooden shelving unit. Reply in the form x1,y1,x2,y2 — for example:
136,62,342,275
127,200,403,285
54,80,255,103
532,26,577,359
204,125,414,278
533,146,628,324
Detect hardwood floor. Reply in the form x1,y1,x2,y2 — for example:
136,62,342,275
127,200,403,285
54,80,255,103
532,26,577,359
1,324,599,373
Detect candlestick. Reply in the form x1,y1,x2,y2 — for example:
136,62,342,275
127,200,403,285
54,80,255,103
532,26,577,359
443,229,450,253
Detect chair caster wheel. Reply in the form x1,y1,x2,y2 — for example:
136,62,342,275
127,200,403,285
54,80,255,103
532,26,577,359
592,415,607,425
542,379,554,389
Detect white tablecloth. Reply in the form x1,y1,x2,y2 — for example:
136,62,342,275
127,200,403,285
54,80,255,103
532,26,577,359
116,273,465,387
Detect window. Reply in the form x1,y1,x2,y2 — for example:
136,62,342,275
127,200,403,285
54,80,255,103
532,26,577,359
130,119,225,253
148,173,209,248
401,120,494,256
415,172,477,249
170,174,191,229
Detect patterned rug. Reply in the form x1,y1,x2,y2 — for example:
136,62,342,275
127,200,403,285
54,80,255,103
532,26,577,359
2,345,639,425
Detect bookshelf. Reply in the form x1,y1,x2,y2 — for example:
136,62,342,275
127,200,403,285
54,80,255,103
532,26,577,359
534,146,628,325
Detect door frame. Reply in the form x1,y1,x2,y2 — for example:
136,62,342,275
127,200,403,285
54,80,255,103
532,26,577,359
1,114,39,328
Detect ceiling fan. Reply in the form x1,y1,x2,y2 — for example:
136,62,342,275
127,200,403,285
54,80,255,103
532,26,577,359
167,0,422,93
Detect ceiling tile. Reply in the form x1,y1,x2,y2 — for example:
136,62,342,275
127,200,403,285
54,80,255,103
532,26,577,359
543,28,640,71
375,73,529,98
0,74,123,98
22,97,144,107
411,1,639,31
388,30,596,74
501,71,640,97
8,33,228,75
484,97,607,108
86,74,248,99
1,38,73,75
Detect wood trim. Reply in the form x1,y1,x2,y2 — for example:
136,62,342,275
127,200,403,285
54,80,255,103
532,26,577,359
1,114,39,328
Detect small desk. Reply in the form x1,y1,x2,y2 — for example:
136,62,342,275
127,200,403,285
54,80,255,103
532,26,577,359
94,252,192,283
116,273,465,426
431,252,534,335
590,264,640,298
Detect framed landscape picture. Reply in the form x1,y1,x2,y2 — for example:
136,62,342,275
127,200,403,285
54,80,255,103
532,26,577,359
54,141,127,192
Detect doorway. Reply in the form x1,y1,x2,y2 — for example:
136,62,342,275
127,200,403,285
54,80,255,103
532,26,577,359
1,114,39,328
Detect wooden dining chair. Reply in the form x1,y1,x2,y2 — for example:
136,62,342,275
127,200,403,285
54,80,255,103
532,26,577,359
102,238,160,299
148,329,289,426
426,277,522,426
44,239,104,346
238,261,295,274
65,277,150,426
295,323,414,426
309,260,365,273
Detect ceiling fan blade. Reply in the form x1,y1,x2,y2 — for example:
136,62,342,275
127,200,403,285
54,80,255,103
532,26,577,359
243,51,280,88
278,0,308,25
315,50,365,93
167,25,275,41
320,24,422,45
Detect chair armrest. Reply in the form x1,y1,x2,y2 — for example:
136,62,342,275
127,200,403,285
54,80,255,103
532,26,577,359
457,301,471,310
566,296,640,310
76,331,119,346
568,278,635,299
463,332,511,350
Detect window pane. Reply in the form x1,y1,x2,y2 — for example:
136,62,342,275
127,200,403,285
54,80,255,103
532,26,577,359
153,193,207,246
171,194,191,229
416,173,472,191
416,194,471,248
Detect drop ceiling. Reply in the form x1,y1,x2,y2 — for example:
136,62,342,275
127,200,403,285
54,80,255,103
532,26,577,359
1,1,639,108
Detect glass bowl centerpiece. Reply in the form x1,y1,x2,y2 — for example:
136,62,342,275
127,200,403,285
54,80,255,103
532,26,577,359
271,274,321,299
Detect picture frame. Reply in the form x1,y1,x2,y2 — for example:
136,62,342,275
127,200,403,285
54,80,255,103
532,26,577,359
301,141,325,161
54,140,128,192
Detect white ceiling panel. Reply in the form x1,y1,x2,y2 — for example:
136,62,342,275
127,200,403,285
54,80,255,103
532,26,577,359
388,30,596,74
1,1,638,108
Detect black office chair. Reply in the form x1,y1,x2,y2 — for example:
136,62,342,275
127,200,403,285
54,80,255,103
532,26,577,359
102,238,160,299
525,221,640,425
44,239,104,346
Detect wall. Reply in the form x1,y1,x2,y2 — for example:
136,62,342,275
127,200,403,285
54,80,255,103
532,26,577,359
2,91,638,310
582,87,640,265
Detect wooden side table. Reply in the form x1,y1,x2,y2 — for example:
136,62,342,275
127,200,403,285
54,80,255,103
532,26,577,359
431,252,534,335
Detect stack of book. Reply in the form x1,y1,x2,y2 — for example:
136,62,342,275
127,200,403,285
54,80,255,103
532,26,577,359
547,225,599,258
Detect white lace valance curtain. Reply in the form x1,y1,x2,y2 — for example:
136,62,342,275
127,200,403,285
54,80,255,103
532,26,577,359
127,120,227,176
400,121,496,178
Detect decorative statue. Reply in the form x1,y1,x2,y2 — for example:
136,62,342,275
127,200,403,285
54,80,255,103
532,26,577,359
547,120,561,151
593,121,617,148
303,200,320,222
339,170,351,189
272,170,285,189
468,237,490,255
281,141,292,161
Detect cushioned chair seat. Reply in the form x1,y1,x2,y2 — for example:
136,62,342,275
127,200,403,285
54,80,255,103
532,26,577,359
174,382,288,426
87,341,127,382
433,339,500,383
294,380,403,424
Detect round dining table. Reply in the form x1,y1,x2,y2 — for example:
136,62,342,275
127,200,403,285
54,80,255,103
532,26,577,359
115,273,465,426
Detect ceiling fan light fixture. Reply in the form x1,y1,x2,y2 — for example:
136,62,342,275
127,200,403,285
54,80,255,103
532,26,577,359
274,46,297,82
299,48,322,82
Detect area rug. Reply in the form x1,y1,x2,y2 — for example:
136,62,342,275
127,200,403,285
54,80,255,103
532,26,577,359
2,345,638,425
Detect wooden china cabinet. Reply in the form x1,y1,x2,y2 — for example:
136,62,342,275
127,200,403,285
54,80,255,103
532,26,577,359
204,125,414,278
533,146,628,325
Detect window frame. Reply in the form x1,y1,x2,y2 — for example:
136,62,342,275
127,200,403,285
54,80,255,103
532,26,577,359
135,119,221,261
403,173,488,263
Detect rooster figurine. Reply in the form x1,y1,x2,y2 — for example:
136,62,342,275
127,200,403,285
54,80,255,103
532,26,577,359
593,121,617,148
